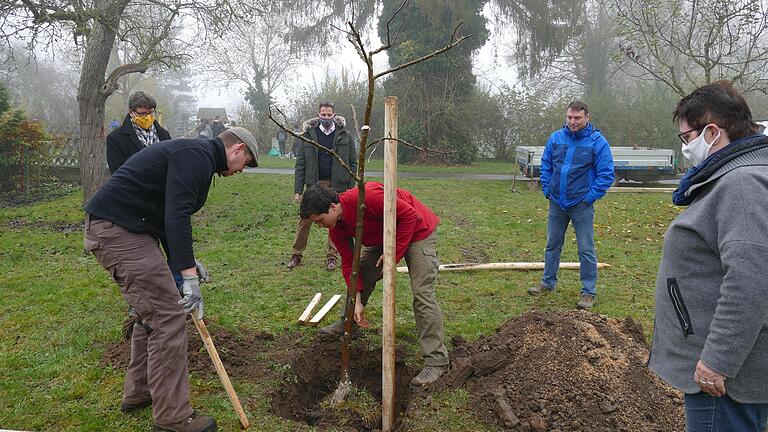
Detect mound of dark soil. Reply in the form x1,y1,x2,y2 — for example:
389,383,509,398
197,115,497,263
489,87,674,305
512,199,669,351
414,310,684,432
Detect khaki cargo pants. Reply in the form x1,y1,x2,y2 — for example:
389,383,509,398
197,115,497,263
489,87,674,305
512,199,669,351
343,230,449,366
293,180,339,259
84,216,193,424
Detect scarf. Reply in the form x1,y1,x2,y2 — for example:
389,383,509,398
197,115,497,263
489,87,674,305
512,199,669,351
132,121,159,148
673,133,768,206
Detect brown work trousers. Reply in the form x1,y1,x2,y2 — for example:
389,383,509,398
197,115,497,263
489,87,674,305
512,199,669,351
84,216,193,424
293,180,339,259
342,230,449,366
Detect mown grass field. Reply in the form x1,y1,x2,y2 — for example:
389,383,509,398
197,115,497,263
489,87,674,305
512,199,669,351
0,172,681,431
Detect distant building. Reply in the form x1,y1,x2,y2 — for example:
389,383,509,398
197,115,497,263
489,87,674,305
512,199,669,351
196,107,228,122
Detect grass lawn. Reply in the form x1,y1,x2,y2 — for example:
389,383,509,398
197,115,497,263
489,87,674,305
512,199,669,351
259,156,517,175
0,173,680,431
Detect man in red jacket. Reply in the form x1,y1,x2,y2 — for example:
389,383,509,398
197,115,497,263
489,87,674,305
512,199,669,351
300,182,450,386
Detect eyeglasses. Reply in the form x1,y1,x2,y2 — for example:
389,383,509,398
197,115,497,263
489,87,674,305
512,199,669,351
677,127,703,145
132,110,155,117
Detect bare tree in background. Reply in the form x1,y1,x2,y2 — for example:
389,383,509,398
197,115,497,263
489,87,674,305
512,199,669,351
0,0,262,202
200,2,301,106
613,0,768,95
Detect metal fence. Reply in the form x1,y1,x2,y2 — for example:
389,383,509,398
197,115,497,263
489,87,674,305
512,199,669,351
50,136,80,168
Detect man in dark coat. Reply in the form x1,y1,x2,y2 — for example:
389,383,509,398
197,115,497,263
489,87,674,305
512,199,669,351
106,91,172,174
210,115,225,137
287,102,357,271
84,127,258,432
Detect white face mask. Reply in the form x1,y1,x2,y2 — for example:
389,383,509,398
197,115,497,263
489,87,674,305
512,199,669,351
682,125,720,166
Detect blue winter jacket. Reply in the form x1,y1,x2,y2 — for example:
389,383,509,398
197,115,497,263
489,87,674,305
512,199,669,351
540,123,614,209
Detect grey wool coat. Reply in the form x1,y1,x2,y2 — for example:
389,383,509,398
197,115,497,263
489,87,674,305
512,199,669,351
649,135,768,403
294,116,358,194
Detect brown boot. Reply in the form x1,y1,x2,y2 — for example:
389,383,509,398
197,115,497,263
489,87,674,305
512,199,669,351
410,365,448,386
318,319,358,336
326,257,338,272
153,412,217,432
577,294,595,309
287,254,302,269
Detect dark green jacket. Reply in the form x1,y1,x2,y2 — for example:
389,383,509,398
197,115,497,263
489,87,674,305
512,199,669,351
294,116,358,194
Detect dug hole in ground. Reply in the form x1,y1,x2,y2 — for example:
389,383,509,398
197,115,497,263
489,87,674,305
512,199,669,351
101,310,685,431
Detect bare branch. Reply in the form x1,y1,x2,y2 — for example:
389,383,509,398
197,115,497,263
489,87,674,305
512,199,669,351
101,62,149,95
374,31,471,79
370,0,408,55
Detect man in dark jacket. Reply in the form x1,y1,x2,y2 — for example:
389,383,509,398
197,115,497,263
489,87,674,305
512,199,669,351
84,127,258,432
210,115,225,137
528,100,614,309
287,102,357,271
107,91,172,174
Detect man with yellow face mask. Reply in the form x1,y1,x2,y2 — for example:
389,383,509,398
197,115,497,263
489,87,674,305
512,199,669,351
107,91,172,174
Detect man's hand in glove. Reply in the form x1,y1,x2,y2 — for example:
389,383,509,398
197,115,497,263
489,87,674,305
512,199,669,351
195,259,210,283
178,275,204,320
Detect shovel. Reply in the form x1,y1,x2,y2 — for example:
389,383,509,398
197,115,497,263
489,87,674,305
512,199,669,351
192,316,250,429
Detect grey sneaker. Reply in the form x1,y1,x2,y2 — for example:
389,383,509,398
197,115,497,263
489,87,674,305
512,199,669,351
410,365,448,386
527,283,555,295
577,294,595,309
317,320,358,336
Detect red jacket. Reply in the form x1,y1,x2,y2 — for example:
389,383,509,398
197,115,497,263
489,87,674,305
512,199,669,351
330,182,439,291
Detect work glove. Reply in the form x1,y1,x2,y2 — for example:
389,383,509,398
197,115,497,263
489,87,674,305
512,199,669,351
178,275,204,320
195,259,210,283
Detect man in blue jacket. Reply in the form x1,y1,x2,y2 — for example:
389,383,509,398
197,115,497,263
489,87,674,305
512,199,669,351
528,101,614,309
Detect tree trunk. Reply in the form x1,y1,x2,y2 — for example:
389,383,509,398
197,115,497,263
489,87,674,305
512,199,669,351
77,0,129,204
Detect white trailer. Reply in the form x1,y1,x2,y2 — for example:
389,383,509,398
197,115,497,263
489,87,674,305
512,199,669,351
517,146,676,183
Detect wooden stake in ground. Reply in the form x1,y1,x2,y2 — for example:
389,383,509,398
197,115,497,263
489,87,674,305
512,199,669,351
308,294,342,326
192,317,249,429
396,262,611,273
297,293,322,324
382,96,398,432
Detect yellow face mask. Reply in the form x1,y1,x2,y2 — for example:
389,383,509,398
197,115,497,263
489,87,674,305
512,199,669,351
132,113,155,130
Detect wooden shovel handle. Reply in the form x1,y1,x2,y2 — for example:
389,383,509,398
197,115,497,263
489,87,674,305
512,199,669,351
192,317,250,429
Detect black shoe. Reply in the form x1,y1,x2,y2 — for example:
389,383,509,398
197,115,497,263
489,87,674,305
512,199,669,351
120,397,152,413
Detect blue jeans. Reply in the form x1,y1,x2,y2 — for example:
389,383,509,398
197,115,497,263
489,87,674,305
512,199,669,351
685,392,768,432
542,199,597,295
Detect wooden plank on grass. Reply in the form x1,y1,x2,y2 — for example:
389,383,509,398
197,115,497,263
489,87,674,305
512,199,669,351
308,294,342,326
298,292,322,324
608,187,675,193
396,262,611,273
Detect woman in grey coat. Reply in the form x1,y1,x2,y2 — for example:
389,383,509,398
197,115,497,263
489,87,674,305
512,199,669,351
650,81,768,431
